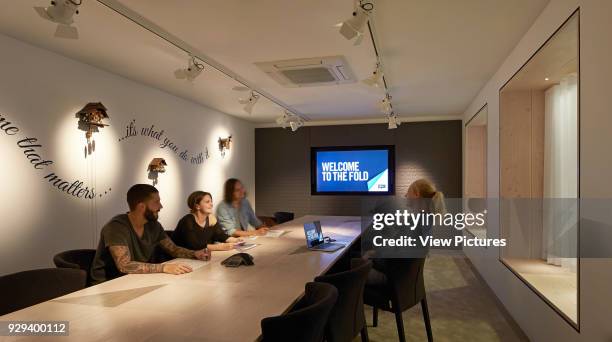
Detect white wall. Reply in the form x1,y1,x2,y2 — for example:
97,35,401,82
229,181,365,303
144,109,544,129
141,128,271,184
462,0,612,340
0,33,255,276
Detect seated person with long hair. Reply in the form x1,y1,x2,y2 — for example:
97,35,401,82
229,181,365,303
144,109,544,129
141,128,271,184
216,178,269,237
174,191,243,251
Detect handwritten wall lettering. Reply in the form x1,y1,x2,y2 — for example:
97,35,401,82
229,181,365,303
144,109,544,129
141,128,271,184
0,114,20,135
1,112,110,199
118,119,209,165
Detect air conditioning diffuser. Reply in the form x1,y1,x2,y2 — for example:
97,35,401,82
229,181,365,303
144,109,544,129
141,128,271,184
255,56,356,87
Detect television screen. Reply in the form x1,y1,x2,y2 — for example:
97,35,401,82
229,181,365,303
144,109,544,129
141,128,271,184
311,145,395,195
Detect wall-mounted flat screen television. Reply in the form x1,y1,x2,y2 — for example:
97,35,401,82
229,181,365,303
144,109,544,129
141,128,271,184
311,145,395,195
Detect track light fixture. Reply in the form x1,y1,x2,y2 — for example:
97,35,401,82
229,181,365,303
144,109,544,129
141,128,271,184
379,94,393,115
275,112,289,128
387,113,400,130
362,62,384,88
276,111,304,131
339,1,373,45
174,56,205,82
34,0,82,39
290,120,304,132
239,91,260,114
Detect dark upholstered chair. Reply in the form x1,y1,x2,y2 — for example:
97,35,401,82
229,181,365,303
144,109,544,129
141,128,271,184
261,282,338,342
315,258,372,342
53,249,96,285
0,268,86,316
258,216,278,227
273,212,295,224
364,258,432,342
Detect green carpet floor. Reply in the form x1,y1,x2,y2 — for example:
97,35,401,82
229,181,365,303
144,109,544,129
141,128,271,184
358,251,528,342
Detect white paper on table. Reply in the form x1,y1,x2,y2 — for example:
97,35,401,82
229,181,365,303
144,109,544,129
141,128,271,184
264,230,286,238
235,243,258,252
164,258,209,271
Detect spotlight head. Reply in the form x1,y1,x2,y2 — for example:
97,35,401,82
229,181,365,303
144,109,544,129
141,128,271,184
339,7,368,45
34,0,81,39
387,114,400,130
239,91,260,114
276,111,290,128
175,56,204,82
276,111,304,131
362,65,384,88
290,120,304,132
379,95,393,115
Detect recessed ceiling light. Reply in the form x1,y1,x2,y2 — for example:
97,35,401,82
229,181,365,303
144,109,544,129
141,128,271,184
544,77,550,81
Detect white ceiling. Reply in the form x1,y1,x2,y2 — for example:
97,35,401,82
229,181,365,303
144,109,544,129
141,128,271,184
0,0,549,123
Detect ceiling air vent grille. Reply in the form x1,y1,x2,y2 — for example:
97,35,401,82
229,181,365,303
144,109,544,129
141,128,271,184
255,56,356,88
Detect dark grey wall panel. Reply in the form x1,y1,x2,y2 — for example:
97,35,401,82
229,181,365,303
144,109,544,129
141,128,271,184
255,121,462,217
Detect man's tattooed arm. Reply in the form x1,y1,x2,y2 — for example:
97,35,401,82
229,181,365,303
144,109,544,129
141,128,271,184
159,237,196,259
109,245,164,273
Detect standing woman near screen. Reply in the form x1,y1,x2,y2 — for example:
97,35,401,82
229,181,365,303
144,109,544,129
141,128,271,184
174,191,243,251
216,178,269,237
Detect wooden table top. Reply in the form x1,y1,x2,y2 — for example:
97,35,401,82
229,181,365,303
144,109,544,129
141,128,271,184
0,215,362,342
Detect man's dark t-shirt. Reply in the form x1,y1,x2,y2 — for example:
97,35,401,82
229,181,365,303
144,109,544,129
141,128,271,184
90,214,168,285
173,214,230,250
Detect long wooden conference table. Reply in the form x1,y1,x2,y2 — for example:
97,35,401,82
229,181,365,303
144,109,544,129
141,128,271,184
1,215,362,341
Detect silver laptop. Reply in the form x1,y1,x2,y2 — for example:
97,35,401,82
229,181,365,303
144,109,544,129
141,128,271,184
304,221,345,252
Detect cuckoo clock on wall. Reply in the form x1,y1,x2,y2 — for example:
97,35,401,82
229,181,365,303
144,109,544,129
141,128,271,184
218,135,232,157
76,102,109,157
147,158,167,186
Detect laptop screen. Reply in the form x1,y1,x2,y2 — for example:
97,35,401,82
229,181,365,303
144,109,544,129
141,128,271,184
304,221,324,248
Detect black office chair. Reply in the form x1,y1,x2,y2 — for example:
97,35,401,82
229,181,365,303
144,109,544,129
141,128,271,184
53,249,96,285
273,211,294,224
0,268,86,316
261,282,338,342
315,258,372,342
364,258,432,342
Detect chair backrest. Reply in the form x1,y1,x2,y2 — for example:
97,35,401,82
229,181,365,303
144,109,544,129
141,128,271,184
315,259,372,342
273,212,295,224
258,216,278,227
261,282,338,342
53,249,96,271
0,268,86,316
385,258,426,311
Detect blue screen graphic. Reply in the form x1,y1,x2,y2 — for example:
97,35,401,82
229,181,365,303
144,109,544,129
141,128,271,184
315,149,390,193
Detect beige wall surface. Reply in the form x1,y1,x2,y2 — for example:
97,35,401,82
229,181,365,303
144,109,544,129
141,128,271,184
0,34,255,276
462,0,612,340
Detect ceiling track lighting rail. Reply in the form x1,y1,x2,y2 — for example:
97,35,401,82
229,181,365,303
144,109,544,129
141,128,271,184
96,0,308,121
339,0,398,129
362,1,399,128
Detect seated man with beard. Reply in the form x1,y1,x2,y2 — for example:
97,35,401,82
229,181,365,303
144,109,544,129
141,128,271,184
90,184,211,285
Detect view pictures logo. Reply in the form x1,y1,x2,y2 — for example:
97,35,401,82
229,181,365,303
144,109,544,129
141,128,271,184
372,209,487,231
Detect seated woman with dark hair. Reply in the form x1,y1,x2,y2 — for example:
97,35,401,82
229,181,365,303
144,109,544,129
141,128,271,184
174,191,243,251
